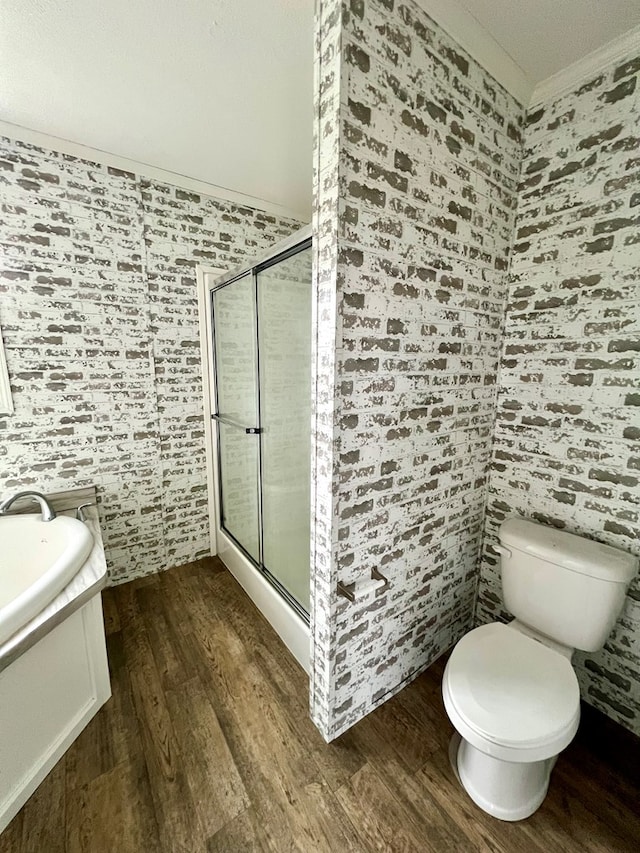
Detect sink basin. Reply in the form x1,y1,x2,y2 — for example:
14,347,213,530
0,514,93,645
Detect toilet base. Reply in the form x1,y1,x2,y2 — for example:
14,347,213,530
449,733,556,822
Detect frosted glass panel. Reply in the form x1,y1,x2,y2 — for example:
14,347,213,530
212,272,260,560
212,272,257,426
218,422,260,562
258,246,312,611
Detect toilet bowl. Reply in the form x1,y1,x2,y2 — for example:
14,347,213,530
442,517,637,821
443,622,580,821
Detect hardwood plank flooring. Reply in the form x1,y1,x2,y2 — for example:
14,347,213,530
2,557,639,852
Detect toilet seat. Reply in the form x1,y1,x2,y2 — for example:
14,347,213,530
443,623,580,760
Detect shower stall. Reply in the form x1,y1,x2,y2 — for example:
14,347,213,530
198,226,312,670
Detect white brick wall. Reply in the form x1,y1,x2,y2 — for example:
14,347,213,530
311,0,523,740
477,51,640,736
0,136,301,584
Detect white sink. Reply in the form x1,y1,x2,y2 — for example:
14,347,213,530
0,514,93,645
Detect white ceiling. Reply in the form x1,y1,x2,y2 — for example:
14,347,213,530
0,0,315,219
458,0,640,82
1,1,639,219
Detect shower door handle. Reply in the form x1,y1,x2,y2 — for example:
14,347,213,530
211,413,262,434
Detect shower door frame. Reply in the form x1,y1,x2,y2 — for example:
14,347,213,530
196,224,312,673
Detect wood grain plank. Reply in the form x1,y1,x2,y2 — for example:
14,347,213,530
100,588,120,636
3,558,639,853
157,569,214,640
111,580,143,632
392,663,453,755
64,702,117,793
121,620,205,853
295,779,365,853
365,756,483,852
103,631,147,766
135,583,196,689
179,577,362,853
524,763,640,853
206,808,268,853
65,630,143,791
203,569,367,792
66,759,160,853
335,763,435,853
351,695,440,774
20,754,66,853
0,811,22,853
165,677,250,837
561,734,640,814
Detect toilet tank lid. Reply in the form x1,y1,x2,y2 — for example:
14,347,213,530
499,518,638,583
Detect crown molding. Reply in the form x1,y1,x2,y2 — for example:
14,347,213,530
416,0,532,105
530,24,640,107
0,120,305,222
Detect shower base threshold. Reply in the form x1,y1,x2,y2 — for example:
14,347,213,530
216,529,310,673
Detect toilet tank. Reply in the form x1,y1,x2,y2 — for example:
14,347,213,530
498,518,638,652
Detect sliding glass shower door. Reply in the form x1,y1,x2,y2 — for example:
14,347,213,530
258,247,312,612
211,240,312,617
211,272,261,562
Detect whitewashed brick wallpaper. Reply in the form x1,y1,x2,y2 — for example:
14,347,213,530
310,0,345,743
477,52,640,736
0,135,300,583
311,0,524,740
1,8,637,749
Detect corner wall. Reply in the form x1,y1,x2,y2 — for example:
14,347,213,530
0,135,301,583
311,0,524,740
477,51,640,735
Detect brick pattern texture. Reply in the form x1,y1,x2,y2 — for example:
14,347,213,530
1,4,638,746
310,0,523,740
0,136,300,583
477,52,640,735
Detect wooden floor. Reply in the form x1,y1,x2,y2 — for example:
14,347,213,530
2,558,639,852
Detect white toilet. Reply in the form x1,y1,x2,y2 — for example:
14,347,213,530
442,517,638,822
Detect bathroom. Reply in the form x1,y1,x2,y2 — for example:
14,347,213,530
0,0,639,849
